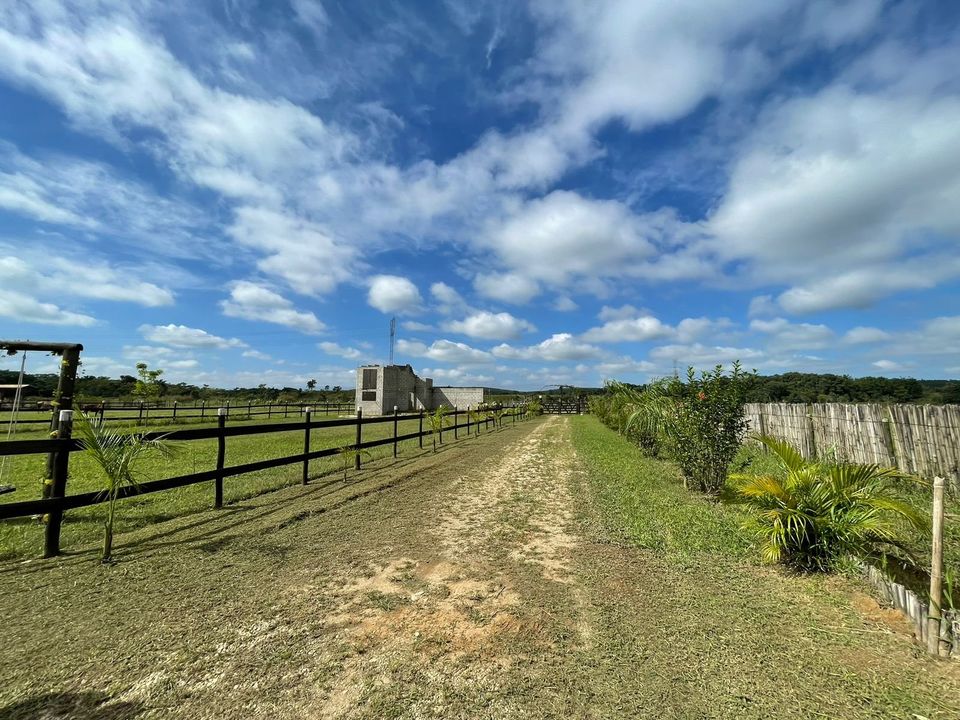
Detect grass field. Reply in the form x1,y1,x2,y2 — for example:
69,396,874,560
3,415,959,719
0,411,489,561
569,416,960,717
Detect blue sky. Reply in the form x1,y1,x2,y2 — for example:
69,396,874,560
1,0,959,390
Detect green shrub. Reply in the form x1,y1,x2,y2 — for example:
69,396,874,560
727,435,928,571
602,363,752,495
664,364,753,495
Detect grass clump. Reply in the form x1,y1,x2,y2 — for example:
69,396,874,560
570,415,750,562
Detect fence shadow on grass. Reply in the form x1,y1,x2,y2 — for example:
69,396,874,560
0,691,143,720
116,439,469,559
0,424,511,572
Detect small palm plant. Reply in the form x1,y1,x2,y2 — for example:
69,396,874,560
491,407,506,431
467,407,483,437
727,435,928,571
427,406,448,451
338,445,372,481
75,412,174,563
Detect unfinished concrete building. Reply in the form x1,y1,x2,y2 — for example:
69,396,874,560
355,365,484,415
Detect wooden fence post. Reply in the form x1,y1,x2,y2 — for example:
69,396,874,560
418,410,424,449
805,407,817,460
303,408,312,485
200,400,206,420
268,403,273,419
225,400,230,418
172,400,178,422
466,405,471,436
215,409,226,508
138,401,144,426
454,406,458,440
43,409,73,558
355,408,363,470
928,476,947,656
393,406,399,458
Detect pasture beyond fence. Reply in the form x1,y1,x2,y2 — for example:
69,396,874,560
0,405,525,558
744,403,960,492
0,400,355,426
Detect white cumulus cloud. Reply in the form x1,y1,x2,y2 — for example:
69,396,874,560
444,311,535,341
221,281,326,334
368,275,422,314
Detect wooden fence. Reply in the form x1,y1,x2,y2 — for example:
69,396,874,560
0,400,355,426
0,405,525,558
744,403,960,491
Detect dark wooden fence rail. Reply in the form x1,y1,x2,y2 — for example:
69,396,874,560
0,401,356,426
0,404,526,557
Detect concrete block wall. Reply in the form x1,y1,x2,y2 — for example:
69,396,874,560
356,366,383,416
355,365,455,415
432,387,485,410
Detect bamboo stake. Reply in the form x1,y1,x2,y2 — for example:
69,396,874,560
928,476,945,656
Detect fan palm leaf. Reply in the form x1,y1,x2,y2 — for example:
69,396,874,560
727,436,927,571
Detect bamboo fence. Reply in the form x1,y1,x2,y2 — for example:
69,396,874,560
744,403,960,492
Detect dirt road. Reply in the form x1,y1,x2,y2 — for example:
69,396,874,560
2,415,958,719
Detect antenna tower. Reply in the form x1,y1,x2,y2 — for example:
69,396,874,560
389,317,396,364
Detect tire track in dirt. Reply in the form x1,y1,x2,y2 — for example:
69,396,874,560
308,415,587,718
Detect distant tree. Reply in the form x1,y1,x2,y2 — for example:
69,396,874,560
131,363,164,402
306,379,317,391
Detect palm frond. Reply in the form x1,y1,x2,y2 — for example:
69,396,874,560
750,434,808,472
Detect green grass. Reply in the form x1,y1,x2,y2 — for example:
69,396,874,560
0,412,488,561
569,416,960,717
575,418,959,582
570,415,751,561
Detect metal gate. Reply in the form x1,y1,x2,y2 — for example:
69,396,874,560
540,397,587,414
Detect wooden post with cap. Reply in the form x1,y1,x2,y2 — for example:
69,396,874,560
43,408,74,558
303,407,312,485
215,408,227,508
355,407,363,470
393,406,399,458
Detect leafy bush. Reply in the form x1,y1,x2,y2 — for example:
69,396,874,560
727,435,928,571
664,364,753,495
590,386,662,455
600,363,753,495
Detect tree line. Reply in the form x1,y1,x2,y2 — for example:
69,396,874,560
2,368,957,405
0,369,351,404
